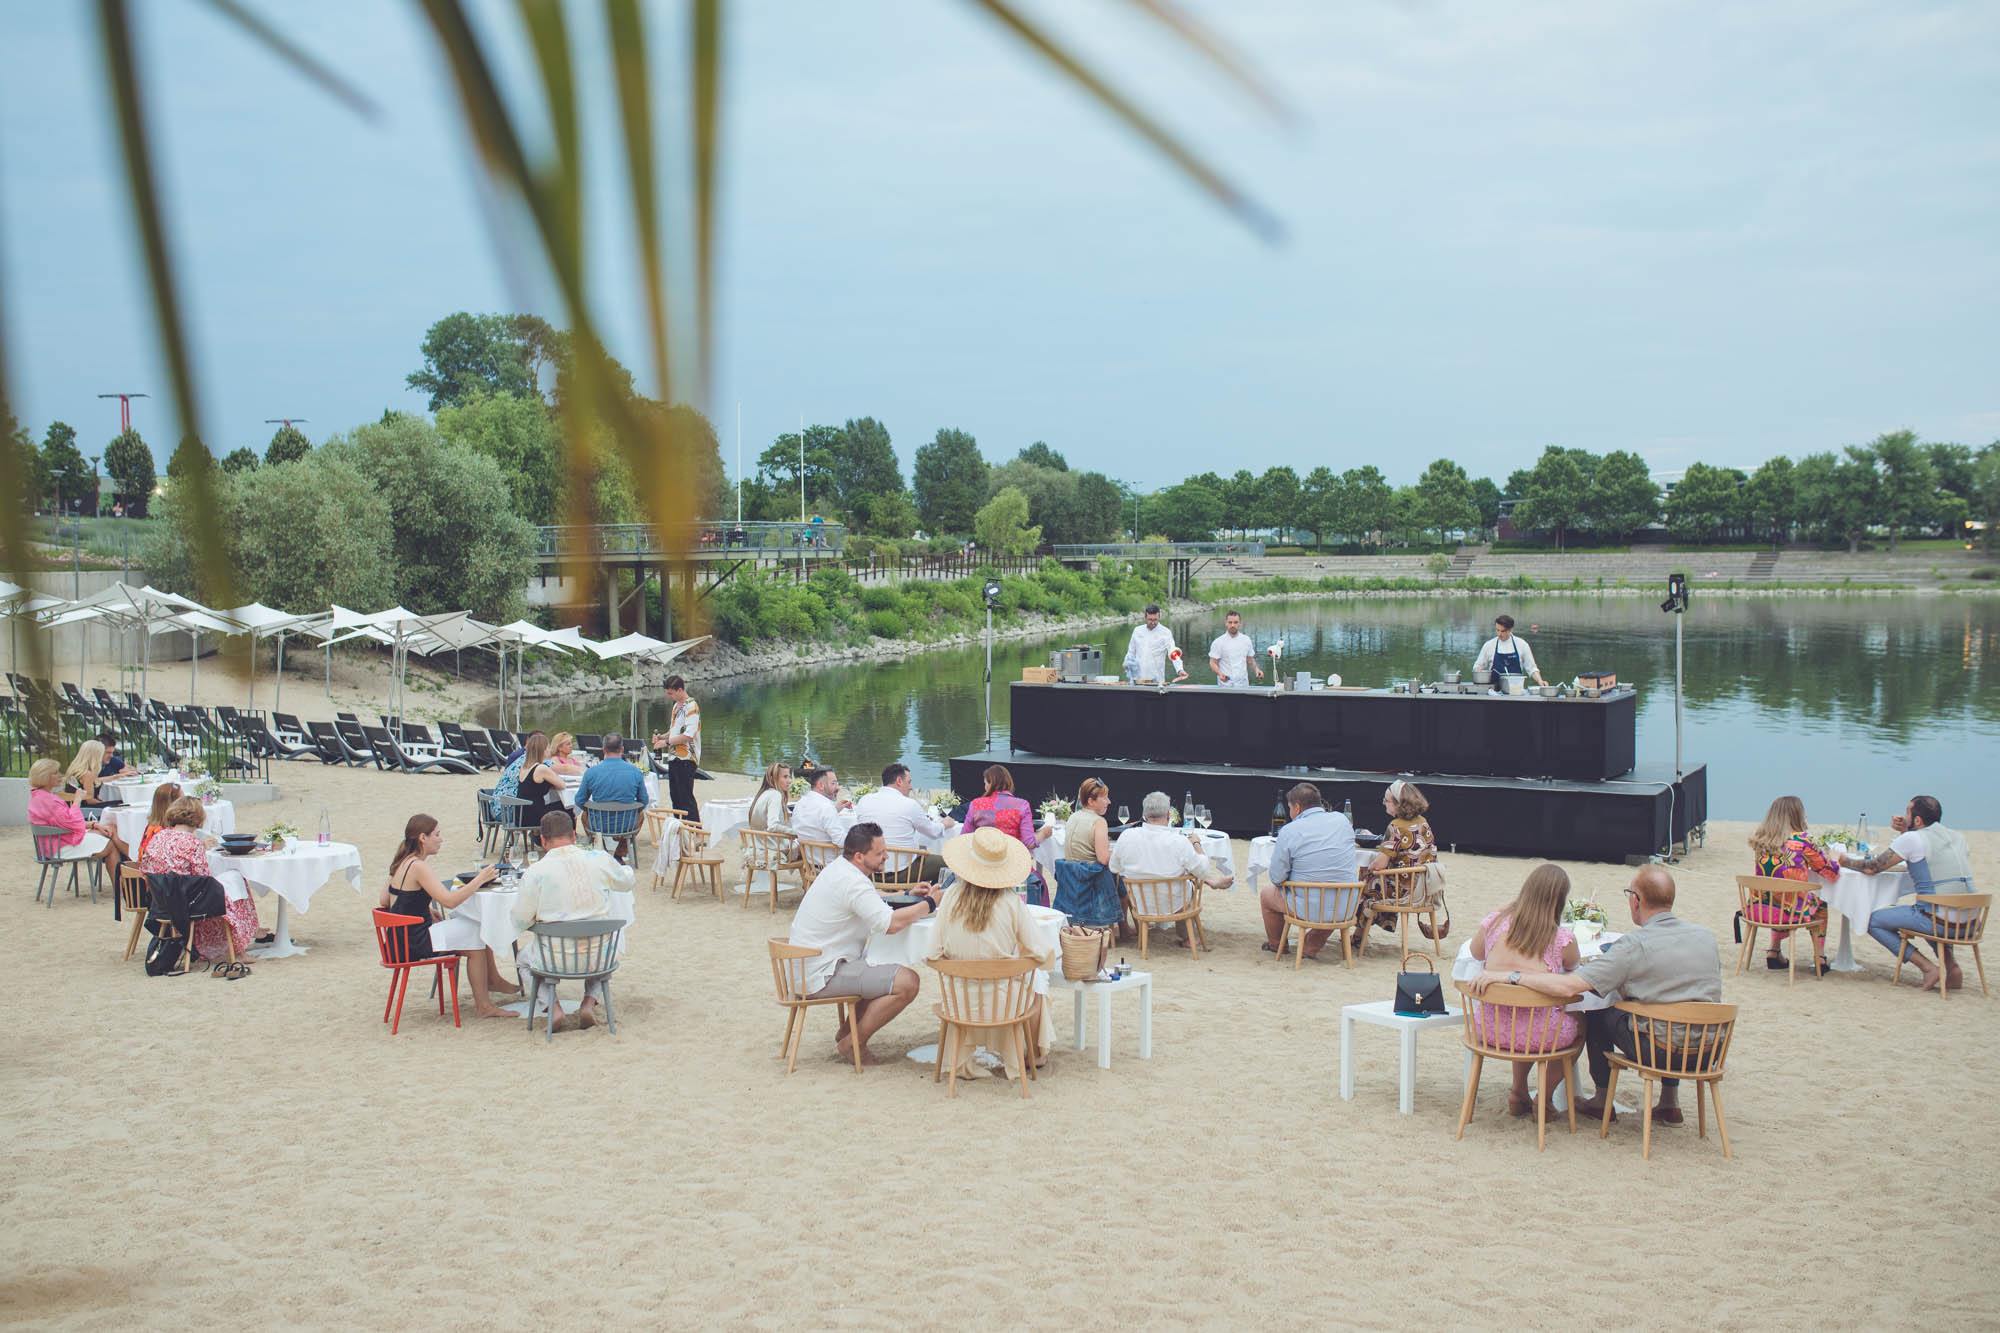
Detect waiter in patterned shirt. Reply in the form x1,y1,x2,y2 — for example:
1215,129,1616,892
650,673,701,825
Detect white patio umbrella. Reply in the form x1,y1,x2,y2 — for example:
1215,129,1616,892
223,603,330,711
491,620,583,732
60,582,215,701
590,632,711,735
156,608,242,704
0,582,69,681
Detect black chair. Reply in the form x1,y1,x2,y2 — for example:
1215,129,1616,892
237,715,318,763
462,729,507,770
487,728,516,753
271,712,312,747
576,733,604,759
341,720,391,770
311,720,370,766
363,725,478,775
436,721,476,760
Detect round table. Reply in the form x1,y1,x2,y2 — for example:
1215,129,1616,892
107,798,234,850
700,796,754,838
433,885,638,958
866,903,1067,1064
100,770,183,805
206,840,365,959
557,771,660,809
1824,845,1915,971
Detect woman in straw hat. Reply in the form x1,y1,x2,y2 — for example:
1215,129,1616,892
929,827,1059,1082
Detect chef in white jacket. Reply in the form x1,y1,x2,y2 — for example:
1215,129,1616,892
1122,604,1186,684
1473,614,1545,688
1207,610,1264,689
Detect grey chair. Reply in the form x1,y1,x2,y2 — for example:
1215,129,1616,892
522,918,625,1042
489,793,536,861
581,800,644,861
31,824,101,908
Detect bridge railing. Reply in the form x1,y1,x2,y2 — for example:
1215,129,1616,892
534,520,846,558
1052,541,1266,559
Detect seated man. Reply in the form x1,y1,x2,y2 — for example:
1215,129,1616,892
790,765,852,853
508,810,633,1032
1468,867,1721,1126
96,732,137,780
788,821,939,1065
1109,790,1233,943
571,731,647,864
1256,782,1358,960
852,762,947,883
1844,794,1977,992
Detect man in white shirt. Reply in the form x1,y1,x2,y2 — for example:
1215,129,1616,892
852,762,947,881
788,822,940,1064
1473,614,1545,688
1844,794,1977,992
508,810,633,1032
790,766,852,852
1109,791,1232,944
1208,610,1264,689
1122,604,1186,684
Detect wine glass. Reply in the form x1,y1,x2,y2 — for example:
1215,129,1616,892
1196,804,1212,830
1117,805,1130,827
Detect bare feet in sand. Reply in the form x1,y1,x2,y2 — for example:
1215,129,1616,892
578,1001,601,1029
475,1005,517,1020
1917,961,1944,992
1508,1093,1534,1118
835,1035,884,1065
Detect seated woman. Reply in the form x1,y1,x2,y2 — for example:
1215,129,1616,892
1746,794,1835,976
513,731,566,836
748,762,793,833
1358,779,1440,942
547,732,586,776
379,813,520,1019
137,781,183,860
28,757,129,879
961,764,1044,905
1053,777,1124,933
141,795,262,962
64,740,118,809
929,828,1058,1082
1468,863,1581,1118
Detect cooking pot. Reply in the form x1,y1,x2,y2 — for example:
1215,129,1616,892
1441,668,1461,685
1534,684,1560,698
1471,667,1493,685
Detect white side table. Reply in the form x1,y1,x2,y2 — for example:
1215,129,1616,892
1045,971,1153,1069
1340,999,1463,1114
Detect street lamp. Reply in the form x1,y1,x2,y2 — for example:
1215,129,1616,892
982,578,1003,749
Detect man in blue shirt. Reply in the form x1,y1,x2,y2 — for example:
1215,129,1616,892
1258,782,1358,961
96,731,136,780
572,732,649,864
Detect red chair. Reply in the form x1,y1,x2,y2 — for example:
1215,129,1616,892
371,909,461,1034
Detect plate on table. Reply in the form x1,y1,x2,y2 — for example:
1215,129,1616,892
1355,831,1382,846
880,893,925,908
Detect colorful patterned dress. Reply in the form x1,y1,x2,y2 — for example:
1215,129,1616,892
1365,816,1439,911
1751,834,1835,949
961,793,1045,905
141,827,259,962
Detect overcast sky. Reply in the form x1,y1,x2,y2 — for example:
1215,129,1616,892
3,0,1995,493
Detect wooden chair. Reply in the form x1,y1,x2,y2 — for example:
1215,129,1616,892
1598,1000,1738,1159
1274,880,1364,969
118,863,150,960
1892,893,1990,1001
872,846,926,890
1734,875,1829,987
796,838,842,883
670,821,725,902
371,909,461,1035
929,956,1043,1098
1367,864,1444,959
767,938,862,1074
740,827,805,913
1122,873,1206,960
1453,980,1585,1151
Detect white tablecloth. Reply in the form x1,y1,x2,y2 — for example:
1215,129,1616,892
107,799,234,849
1451,932,1622,1012
206,841,364,912
701,797,753,838
557,772,660,809
865,904,1067,979
433,885,638,957
1824,850,1916,970
1247,835,1275,890
100,770,183,804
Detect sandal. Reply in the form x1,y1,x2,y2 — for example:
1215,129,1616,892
1814,956,1833,978
254,932,275,945
1765,953,1787,970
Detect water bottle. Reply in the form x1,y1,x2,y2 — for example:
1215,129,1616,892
1856,813,1869,857
1184,791,1195,827
1343,797,1353,823
318,805,331,847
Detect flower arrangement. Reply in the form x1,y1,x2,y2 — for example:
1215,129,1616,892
182,758,206,778
261,819,301,849
926,789,962,815
850,782,879,800
1038,795,1074,822
1813,827,1856,853
787,776,809,801
190,776,221,802
1562,898,1609,927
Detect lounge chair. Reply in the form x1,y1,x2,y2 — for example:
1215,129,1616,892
363,725,478,775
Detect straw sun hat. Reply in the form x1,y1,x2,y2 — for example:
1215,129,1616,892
941,827,1034,890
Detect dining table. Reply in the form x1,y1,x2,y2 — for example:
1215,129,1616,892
206,839,365,959
1822,845,1916,971
866,901,1068,1065
431,883,639,960
99,769,183,805
106,798,235,850
1449,930,1632,1113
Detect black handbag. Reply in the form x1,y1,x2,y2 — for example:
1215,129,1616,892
1393,954,1446,1016
144,931,186,977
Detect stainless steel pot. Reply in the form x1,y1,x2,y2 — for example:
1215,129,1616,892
1471,667,1493,685
1441,668,1462,685
1534,684,1560,698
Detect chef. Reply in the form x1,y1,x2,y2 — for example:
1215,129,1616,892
1207,610,1264,689
1122,603,1186,684
1474,614,1546,689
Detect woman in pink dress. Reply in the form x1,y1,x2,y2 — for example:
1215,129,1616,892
960,764,1045,904
1468,864,1581,1117
141,796,260,963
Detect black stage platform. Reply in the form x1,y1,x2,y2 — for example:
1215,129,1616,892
950,750,1706,863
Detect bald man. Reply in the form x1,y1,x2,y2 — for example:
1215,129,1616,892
1469,866,1721,1125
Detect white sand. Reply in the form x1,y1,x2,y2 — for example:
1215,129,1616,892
5,753,1999,1327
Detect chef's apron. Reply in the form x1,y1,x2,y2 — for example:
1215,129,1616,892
1490,642,1523,692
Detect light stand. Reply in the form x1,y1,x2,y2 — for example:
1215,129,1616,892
1659,573,1689,776
982,579,1002,750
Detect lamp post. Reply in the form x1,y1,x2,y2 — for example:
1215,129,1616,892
982,578,1002,750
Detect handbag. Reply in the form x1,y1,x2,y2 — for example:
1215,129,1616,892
1392,954,1446,1016
144,931,186,977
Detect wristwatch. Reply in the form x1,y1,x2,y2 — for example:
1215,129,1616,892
1508,971,1522,985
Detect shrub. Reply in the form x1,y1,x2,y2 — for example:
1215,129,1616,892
1972,567,1998,581
863,608,906,638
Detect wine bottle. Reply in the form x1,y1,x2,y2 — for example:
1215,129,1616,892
1270,790,1289,834
1343,797,1354,823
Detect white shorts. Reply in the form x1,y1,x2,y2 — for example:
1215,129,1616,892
58,831,109,860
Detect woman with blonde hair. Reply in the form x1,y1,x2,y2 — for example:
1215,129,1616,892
929,827,1058,1084
1468,863,1581,1117
379,813,519,1018
547,732,585,775
514,731,565,833
63,740,114,808
28,757,128,881
1053,777,1123,934
748,762,793,833
1746,794,1835,976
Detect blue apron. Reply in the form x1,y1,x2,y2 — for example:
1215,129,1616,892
1491,642,1522,690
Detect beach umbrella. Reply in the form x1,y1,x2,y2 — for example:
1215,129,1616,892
156,609,241,704
60,582,215,702
491,620,584,732
590,632,710,735
0,582,69,680
222,603,330,711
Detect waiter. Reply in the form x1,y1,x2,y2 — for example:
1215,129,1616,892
1208,610,1264,689
1122,604,1186,684
1474,614,1546,689
649,673,702,824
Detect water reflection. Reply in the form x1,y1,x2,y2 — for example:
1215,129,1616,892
509,596,2000,825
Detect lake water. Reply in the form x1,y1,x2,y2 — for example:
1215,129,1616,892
515,594,2000,828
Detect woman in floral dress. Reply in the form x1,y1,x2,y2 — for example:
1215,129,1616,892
1746,794,1836,975
1358,780,1440,943
141,796,259,963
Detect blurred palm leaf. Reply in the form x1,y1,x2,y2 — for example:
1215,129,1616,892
3,0,1282,688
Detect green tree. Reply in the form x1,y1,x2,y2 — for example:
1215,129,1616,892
166,435,216,485
1586,450,1659,540
1511,446,1589,550
988,459,1081,545
973,485,1041,555
406,311,537,411
831,416,902,513
437,390,562,523
1329,465,1395,546
1413,458,1478,545
1743,455,1796,548
320,414,535,619
221,446,260,474
1142,480,1221,541
648,400,731,519
1926,442,1975,502
265,423,311,466
1470,477,1503,535
1663,462,1744,542
42,421,93,513
2,403,41,524
103,428,156,516
854,487,920,538
1257,466,1301,539
1072,471,1124,544
757,425,842,516
913,428,987,533
1972,443,2000,556
1793,450,1874,552
1017,441,1067,472
1223,468,1258,539
1870,429,1933,551
1299,465,1339,548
